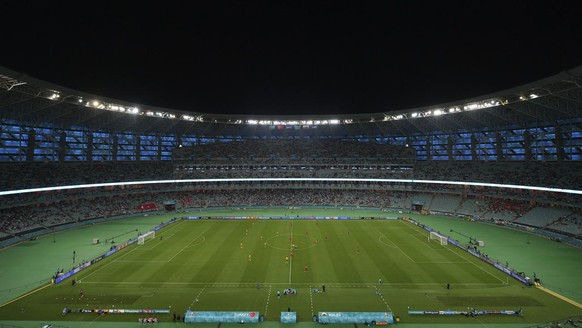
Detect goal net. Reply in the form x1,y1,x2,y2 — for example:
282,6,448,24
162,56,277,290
429,231,448,245
138,231,155,245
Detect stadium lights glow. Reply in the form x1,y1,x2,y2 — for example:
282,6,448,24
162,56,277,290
1,71,548,126
244,119,348,126
0,178,580,197
182,115,203,122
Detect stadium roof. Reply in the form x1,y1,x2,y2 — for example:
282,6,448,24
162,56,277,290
1,65,581,137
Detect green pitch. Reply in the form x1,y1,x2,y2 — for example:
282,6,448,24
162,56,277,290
0,210,581,327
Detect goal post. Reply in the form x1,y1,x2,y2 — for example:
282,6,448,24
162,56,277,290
429,231,448,245
138,231,155,245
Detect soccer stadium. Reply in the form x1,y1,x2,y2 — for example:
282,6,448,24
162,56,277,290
0,62,582,328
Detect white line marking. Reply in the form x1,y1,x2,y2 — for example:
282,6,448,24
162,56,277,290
411,234,449,250
309,285,314,316
375,227,416,263
288,221,293,285
377,236,398,249
0,283,51,308
190,284,207,308
79,240,144,281
167,228,210,262
375,286,392,311
114,260,169,263
79,281,505,286
136,233,176,250
441,245,507,283
264,285,272,318
81,221,187,280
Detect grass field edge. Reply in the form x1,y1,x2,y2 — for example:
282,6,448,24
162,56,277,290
537,286,582,309
0,282,52,309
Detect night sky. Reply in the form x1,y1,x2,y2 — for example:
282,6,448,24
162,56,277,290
2,0,582,116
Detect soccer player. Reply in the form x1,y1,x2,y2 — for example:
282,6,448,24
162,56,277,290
285,256,289,263
248,254,252,262
240,242,243,249
304,265,308,272
79,288,84,299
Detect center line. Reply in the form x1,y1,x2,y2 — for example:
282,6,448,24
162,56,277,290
288,221,294,285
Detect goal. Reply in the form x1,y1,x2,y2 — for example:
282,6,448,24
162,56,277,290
138,231,155,245
429,231,448,245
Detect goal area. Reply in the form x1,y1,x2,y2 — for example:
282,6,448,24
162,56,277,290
138,231,155,245
429,231,448,245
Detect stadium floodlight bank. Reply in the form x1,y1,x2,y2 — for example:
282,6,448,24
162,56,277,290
138,231,155,245
429,231,448,245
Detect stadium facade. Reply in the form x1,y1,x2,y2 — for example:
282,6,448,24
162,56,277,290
1,65,581,163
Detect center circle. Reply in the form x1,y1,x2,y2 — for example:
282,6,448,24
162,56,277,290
266,233,319,251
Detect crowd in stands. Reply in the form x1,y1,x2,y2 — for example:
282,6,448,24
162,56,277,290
0,162,173,191
1,187,581,242
1,140,581,244
548,213,582,235
1,161,581,193
0,143,581,192
478,198,533,221
173,164,414,179
413,161,582,190
172,139,416,164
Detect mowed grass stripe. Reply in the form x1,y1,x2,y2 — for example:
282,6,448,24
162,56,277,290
319,221,364,283
376,227,455,285
240,220,277,284
80,220,508,288
400,223,507,284
189,221,246,283
83,221,204,284
301,221,337,284
347,222,398,283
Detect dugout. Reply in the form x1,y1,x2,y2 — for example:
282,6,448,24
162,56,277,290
411,200,425,211
163,200,176,211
